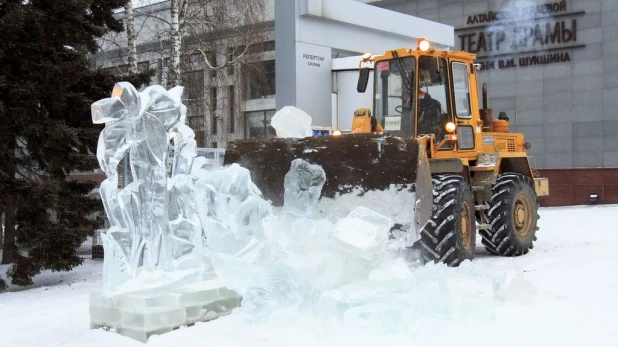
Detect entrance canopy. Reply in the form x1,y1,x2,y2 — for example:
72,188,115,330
275,0,454,127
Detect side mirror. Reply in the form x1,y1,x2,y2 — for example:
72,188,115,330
357,67,370,93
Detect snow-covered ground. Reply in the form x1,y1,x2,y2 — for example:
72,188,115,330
1,204,617,347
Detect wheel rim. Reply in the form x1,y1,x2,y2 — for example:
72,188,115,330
514,194,532,237
460,201,472,249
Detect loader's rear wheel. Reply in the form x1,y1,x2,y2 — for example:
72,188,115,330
419,175,476,266
480,173,539,256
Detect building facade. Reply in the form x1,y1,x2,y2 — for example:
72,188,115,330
94,0,618,206
94,0,277,148
369,0,618,206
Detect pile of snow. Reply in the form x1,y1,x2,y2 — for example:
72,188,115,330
312,184,417,226
270,106,313,138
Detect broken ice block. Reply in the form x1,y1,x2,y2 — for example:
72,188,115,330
331,207,392,260
242,260,305,323
270,106,313,138
319,280,416,331
368,258,415,282
283,159,326,215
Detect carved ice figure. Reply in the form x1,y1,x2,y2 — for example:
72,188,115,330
283,159,326,216
192,164,272,283
93,82,202,289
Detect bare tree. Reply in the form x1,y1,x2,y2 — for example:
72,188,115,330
125,1,138,73
168,0,188,86
94,0,272,147
179,0,271,146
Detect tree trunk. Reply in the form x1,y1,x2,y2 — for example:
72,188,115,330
1,195,17,265
122,1,137,188
124,1,137,74
168,0,182,87
0,208,4,249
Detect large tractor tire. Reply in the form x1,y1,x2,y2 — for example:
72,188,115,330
418,175,476,266
480,173,539,256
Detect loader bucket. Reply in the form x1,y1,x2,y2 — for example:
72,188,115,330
224,133,433,239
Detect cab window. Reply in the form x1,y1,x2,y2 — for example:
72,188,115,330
451,62,471,118
417,56,452,149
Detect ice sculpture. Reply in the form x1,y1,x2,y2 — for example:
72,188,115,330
93,82,204,289
90,83,245,342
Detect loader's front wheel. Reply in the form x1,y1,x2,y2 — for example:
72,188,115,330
419,175,476,266
480,173,539,256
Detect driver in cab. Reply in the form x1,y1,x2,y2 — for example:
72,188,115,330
402,70,441,137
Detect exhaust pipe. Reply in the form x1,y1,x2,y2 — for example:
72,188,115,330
480,83,493,132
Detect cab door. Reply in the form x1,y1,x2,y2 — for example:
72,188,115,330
450,61,477,153
416,55,455,152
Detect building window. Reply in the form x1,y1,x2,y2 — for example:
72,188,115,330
245,60,275,100
137,61,149,72
189,53,202,65
262,40,275,52
227,47,236,75
183,70,204,100
208,52,217,79
193,130,205,147
187,116,203,129
158,59,163,84
229,86,235,133
230,41,275,58
181,70,205,127
228,45,245,61
244,110,276,139
210,87,217,135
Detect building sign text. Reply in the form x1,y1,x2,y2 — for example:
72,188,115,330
302,53,325,67
455,0,585,71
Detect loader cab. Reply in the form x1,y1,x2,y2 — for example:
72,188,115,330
359,41,484,150
369,52,453,148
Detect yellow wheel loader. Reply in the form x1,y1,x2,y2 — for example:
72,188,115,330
224,39,549,266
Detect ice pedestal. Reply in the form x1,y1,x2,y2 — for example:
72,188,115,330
89,278,241,343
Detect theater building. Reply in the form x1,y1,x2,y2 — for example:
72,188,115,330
369,0,618,206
